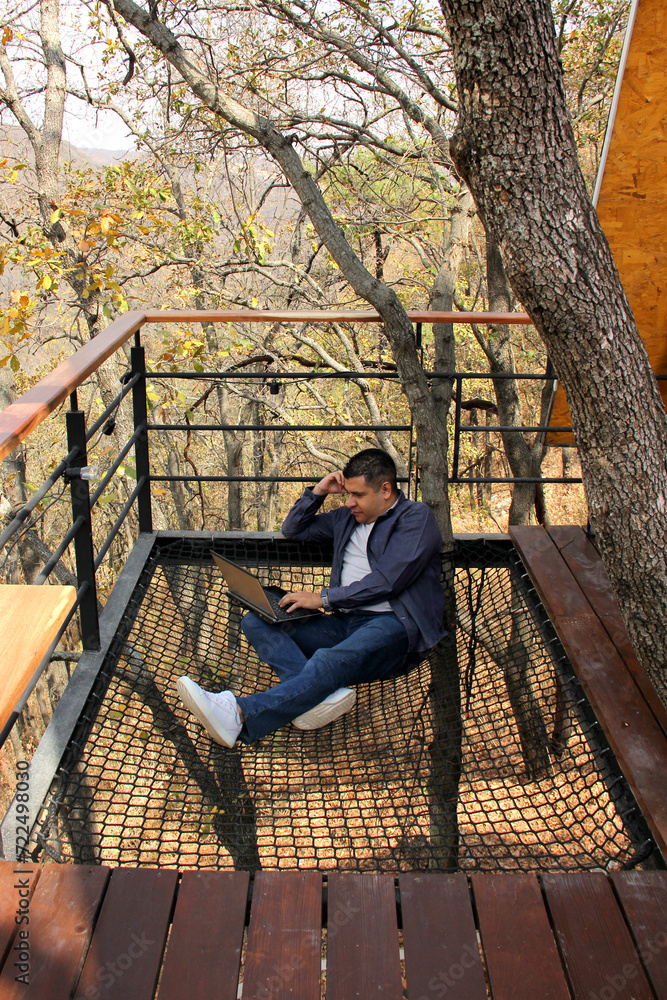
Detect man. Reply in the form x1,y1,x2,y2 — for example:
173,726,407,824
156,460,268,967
176,448,446,747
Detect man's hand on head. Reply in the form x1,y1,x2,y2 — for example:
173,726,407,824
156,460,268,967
278,591,324,612
312,470,345,496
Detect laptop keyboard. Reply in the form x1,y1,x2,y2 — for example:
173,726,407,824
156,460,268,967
263,586,316,621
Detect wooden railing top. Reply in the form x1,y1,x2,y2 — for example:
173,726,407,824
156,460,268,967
0,308,532,463
0,311,146,463
143,309,533,325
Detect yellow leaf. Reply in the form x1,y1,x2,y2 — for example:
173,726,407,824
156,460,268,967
2,27,12,44
19,295,30,309
50,208,61,224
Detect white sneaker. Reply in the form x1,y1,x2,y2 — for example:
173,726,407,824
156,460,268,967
292,687,356,731
176,677,242,748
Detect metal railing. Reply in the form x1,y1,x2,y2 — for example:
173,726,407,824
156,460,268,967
0,308,586,747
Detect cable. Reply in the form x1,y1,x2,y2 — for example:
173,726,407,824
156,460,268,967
0,482,69,574
88,417,117,452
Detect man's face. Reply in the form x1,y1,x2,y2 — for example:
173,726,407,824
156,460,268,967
343,475,394,524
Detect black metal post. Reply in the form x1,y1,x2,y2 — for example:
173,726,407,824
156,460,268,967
66,408,100,651
407,413,415,501
131,346,152,532
451,376,463,482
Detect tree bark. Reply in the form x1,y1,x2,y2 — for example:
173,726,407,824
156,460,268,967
481,240,551,526
440,0,667,699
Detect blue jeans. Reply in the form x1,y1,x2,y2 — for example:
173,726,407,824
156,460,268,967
237,610,410,743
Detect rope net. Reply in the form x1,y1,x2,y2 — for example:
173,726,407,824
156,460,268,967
35,536,650,872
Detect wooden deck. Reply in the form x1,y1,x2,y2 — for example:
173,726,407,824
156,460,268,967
510,524,667,862
0,863,665,999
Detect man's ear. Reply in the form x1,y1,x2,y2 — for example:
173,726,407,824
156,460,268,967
380,480,392,499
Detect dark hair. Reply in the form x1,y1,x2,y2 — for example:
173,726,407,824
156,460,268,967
343,448,397,492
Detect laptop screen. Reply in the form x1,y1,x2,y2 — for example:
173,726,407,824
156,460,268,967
211,553,277,618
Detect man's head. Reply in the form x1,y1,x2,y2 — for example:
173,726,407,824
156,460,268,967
341,449,398,524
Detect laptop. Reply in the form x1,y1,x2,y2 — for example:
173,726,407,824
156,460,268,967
211,552,322,624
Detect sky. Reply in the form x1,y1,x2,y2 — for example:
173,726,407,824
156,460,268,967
61,98,134,153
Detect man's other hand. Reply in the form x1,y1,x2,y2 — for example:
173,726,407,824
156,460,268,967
279,591,323,611
312,470,345,496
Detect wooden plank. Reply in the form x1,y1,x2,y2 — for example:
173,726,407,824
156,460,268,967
546,527,617,617
0,862,40,969
0,312,145,463
242,871,322,1000
155,870,248,1000
511,524,667,859
0,586,77,734
400,873,487,1000
0,863,109,1000
611,871,667,1000
74,867,178,1000
471,873,570,1000
547,526,667,739
543,872,655,1000
326,873,402,1000
509,524,595,619
551,612,667,859
144,309,531,325
595,0,667,398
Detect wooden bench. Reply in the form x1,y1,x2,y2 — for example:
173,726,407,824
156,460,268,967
510,524,667,862
0,585,77,736
0,863,664,999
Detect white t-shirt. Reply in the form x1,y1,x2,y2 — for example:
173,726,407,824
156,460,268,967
340,520,393,613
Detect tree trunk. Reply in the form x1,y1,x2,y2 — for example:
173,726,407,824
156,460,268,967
223,425,244,530
167,446,196,531
441,0,667,700
484,240,549,526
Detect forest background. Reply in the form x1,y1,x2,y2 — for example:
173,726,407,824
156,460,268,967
0,0,630,574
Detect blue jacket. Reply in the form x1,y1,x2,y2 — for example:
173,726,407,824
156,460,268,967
282,488,446,652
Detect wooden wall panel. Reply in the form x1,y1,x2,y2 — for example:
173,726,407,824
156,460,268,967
549,0,667,445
